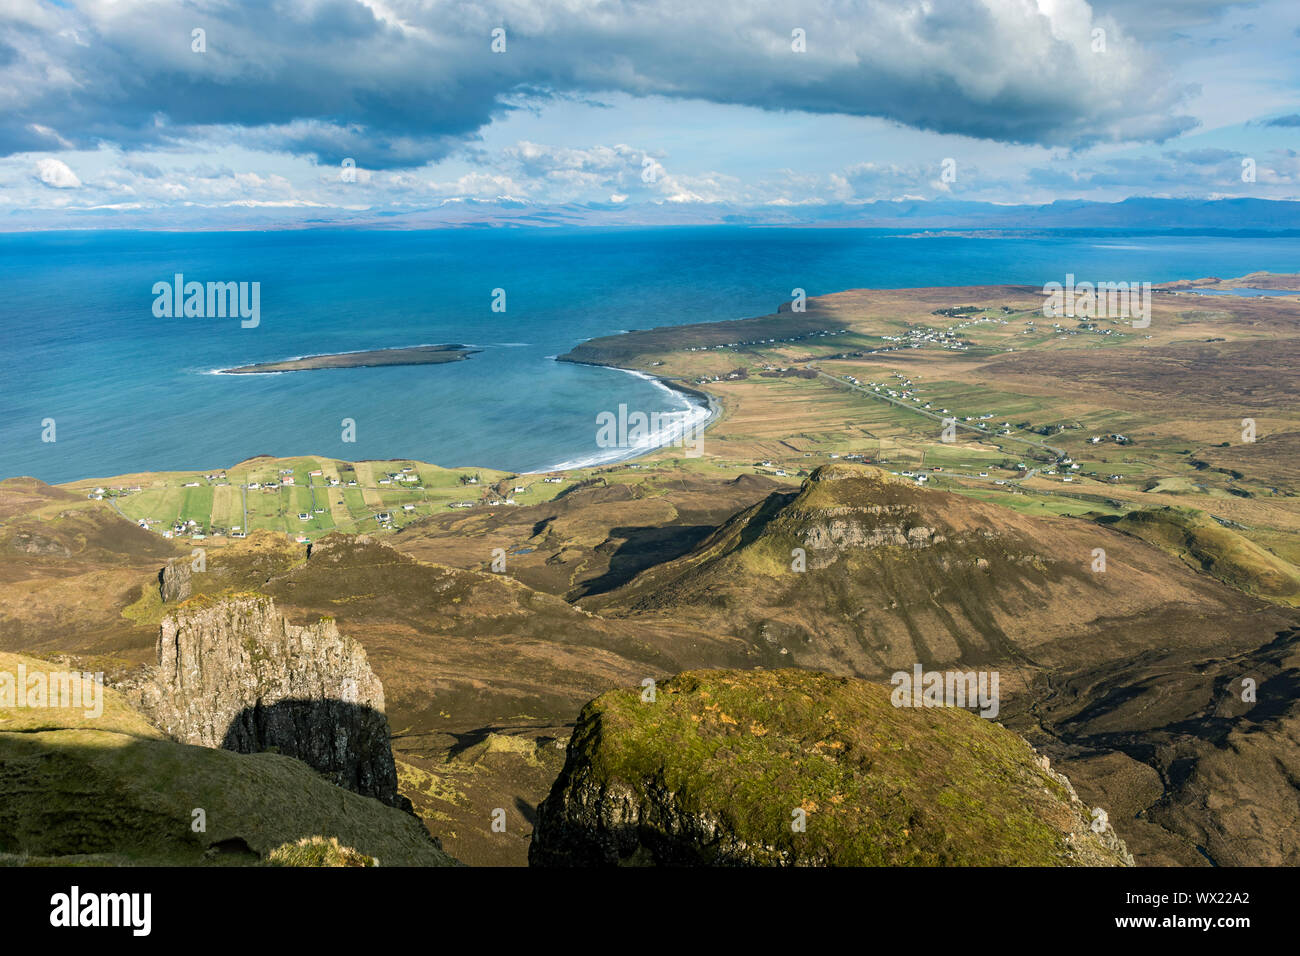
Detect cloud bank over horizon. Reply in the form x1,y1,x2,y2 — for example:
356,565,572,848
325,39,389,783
0,0,1296,226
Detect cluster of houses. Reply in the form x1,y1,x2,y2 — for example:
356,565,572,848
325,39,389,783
162,517,205,539
246,469,297,489
870,311,1020,355
881,325,970,352
694,367,749,384
857,372,1091,447
247,475,295,490
379,468,422,487
86,484,143,501
117,462,463,543
1042,462,1084,480
447,481,535,510
682,328,849,354
1023,318,1118,338
177,472,232,489
447,495,518,510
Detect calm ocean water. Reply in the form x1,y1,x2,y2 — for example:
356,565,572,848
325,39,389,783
2,228,1298,483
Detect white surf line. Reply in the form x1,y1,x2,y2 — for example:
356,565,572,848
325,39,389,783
529,365,717,474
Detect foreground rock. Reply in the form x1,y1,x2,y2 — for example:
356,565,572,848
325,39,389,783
0,652,454,866
141,593,407,810
530,670,1133,866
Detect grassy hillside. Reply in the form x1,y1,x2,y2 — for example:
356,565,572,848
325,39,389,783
1108,506,1300,605
0,652,456,866
532,669,1132,866
590,464,1282,684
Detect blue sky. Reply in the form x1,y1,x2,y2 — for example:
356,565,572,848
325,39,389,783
1,0,1297,228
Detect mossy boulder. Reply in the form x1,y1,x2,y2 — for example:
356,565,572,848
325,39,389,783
530,669,1133,866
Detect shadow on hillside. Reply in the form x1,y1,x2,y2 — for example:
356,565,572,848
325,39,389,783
571,524,720,598
574,491,796,599
514,796,538,826
221,697,407,810
0,726,445,866
442,723,563,761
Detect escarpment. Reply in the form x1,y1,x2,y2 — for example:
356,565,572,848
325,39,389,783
594,464,1283,682
140,592,408,810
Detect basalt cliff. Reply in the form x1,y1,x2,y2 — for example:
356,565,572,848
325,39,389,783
140,593,407,810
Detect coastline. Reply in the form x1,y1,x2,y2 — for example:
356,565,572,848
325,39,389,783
37,360,724,487
26,269,1297,485
531,359,723,473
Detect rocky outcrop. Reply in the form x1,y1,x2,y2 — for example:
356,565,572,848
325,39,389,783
8,529,72,557
141,593,408,810
798,510,942,557
158,558,193,602
530,669,1134,867
1,649,456,867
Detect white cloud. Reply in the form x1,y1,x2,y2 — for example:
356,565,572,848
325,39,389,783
34,157,80,188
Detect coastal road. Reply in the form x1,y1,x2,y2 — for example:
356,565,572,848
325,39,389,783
813,369,1066,465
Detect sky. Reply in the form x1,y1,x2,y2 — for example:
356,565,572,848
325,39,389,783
1,0,1297,228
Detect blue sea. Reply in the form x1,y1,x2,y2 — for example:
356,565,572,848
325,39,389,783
2,228,1298,483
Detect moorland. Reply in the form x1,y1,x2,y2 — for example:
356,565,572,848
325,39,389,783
3,273,1297,866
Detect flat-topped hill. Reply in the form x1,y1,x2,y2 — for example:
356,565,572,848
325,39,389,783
590,463,1285,682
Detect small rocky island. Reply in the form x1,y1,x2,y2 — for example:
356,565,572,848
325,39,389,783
220,344,477,374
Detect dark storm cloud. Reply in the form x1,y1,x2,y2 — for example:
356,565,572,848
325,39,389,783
1,0,1196,168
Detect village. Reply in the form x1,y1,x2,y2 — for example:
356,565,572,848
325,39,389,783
96,457,582,545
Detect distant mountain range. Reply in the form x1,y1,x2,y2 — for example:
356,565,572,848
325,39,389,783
7,196,1300,233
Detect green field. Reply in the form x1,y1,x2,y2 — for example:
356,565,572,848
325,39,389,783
88,456,574,543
